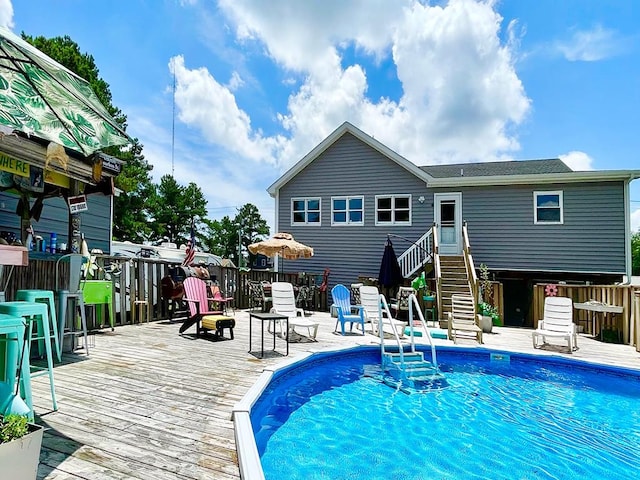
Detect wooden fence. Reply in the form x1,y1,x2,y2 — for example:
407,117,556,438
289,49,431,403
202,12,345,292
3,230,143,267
0,255,329,329
533,283,640,346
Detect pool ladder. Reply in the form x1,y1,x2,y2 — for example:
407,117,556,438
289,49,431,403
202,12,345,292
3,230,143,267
379,294,447,393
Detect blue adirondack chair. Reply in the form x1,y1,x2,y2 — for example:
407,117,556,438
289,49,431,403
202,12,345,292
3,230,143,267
331,284,365,335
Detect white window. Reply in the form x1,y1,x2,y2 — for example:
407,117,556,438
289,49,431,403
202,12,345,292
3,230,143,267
331,196,364,225
292,198,321,225
534,191,563,224
375,195,411,225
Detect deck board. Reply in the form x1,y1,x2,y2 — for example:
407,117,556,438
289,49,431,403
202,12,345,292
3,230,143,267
30,309,640,479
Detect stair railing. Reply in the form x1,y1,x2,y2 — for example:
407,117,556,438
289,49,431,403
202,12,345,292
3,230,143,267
432,223,442,324
379,293,405,369
396,228,434,278
406,293,438,368
462,221,478,315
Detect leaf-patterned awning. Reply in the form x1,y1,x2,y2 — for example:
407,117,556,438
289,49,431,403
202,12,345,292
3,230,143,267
0,27,131,156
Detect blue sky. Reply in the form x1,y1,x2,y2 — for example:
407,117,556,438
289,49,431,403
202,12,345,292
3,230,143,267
2,0,639,232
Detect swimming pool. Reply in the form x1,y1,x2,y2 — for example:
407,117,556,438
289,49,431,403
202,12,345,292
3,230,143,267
237,346,640,479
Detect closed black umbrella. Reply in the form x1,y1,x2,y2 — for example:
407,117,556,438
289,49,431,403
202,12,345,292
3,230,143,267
378,237,404,289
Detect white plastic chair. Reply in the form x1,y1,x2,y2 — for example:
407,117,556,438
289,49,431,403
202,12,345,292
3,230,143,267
359,285,404,336
532,297,576,353
270,282,319,340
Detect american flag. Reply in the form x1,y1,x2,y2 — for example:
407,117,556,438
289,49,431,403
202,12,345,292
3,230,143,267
182,224,196,266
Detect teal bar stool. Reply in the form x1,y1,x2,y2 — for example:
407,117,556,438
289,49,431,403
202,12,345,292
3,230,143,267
0,314,33,420
16,289,61,362
423,295,437,327
0,301,57,412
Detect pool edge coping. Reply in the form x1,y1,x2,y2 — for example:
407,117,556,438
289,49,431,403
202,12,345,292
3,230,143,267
232,342,640,480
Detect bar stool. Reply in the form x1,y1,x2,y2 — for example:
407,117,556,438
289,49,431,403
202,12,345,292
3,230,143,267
0,302,56,412
423,295,437,327
0,313,33,420
56,254,89,356
15,289,61,362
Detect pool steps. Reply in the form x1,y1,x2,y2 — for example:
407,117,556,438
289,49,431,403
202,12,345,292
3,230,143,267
378,293,447,393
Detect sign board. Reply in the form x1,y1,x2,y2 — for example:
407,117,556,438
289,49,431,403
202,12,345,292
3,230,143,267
68,194,88,214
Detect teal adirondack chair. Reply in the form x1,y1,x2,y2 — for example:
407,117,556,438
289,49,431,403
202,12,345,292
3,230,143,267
331,284,365,335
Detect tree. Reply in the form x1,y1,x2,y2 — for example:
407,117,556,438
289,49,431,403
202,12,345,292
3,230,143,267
633,231,640,276
22,34,155,241
236,204,270,266
148,175,208,244
200,204,270,266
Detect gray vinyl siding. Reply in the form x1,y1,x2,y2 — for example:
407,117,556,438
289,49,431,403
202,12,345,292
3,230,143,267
278,132,432,290
0,192,112,252
448,181,626,274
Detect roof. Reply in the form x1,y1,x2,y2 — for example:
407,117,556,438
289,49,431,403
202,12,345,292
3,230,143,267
420,159,572,178
268,122,640,194
267,121,431,195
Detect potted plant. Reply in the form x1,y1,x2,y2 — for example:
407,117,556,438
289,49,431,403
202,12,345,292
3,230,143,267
0,414,44,480
478,302,501,332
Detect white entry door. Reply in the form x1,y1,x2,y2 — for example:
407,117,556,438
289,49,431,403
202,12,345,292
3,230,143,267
434,192,462,255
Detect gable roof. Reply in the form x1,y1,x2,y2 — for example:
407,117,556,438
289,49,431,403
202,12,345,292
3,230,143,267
269,122,640,194
420,159,572,178
267,122,432,196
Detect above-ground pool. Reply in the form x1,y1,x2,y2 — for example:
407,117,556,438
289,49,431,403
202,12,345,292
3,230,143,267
248,346,640,480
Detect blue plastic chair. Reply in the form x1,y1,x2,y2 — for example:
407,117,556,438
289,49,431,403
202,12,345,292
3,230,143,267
331,284,365,336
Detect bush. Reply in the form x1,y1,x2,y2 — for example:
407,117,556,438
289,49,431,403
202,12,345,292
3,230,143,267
0,414,29,444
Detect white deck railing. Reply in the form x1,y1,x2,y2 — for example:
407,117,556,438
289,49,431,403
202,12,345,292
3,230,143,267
397,228,434,278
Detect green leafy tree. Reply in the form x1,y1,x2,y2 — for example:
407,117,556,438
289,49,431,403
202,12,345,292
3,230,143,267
200,204,269,266
22,34,155,241
148,175,208,244
235,204,270,266
632,231,640,276
201,216,238,260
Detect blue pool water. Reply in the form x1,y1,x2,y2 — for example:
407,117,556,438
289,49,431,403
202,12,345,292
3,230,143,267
251,347,640,480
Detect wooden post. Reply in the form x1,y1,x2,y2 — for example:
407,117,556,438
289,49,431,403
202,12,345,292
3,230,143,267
68,180,82,253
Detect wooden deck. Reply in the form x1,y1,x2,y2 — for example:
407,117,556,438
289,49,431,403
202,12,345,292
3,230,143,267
31,310,640,479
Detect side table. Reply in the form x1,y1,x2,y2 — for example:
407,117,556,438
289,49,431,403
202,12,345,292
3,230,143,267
249,312,288,358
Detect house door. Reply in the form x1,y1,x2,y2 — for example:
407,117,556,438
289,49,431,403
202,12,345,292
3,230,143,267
434,192,462,255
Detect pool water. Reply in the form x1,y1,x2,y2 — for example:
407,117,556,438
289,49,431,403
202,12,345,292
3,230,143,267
251,347,640,480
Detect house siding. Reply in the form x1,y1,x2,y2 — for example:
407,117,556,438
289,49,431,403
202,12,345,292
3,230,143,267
275,129,629,294
0,192,112,252
278,133,432,289
436,181,626,274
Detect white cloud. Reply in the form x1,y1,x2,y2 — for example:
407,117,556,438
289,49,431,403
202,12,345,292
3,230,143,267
175,0,531,172
631,208,640,233
555,25,620,62
0,0,14,29
559,151,594,171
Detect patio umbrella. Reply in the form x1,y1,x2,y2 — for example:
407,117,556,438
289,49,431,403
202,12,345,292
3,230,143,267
248,232,313,275
0,27,131,156
378,237,404,290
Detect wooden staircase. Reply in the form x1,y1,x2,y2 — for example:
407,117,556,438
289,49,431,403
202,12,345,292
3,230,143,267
438,255,472,320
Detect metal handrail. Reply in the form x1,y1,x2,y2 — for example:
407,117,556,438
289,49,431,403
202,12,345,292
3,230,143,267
379,294,405,369
406,293,438,368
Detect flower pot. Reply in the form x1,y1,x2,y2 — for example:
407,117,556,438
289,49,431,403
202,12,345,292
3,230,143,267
0,423,43,480
479,315,493,333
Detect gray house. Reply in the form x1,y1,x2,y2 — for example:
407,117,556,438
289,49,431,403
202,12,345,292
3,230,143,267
268,122,640,325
